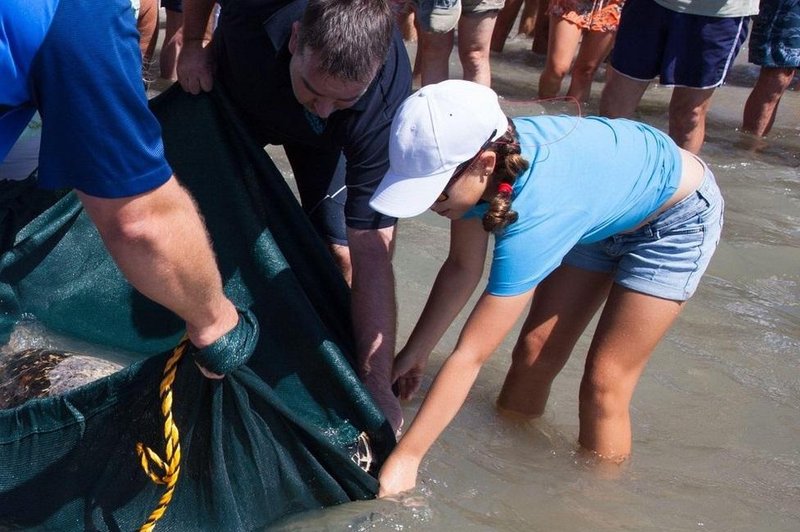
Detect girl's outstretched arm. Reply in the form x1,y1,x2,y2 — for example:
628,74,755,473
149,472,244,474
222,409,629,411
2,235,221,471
379,288,534,497
392,218,489,400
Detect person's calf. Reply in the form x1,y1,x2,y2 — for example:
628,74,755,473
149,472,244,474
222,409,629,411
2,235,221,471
742,67,796,136
496,341,566,415
418,30,455,85
668,108,706,154
566,67,599,104
577,379,633,461
459,50,493,85
668,87,714,154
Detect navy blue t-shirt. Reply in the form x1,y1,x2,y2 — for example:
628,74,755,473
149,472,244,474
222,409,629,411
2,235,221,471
214,0,412,230
0,0,172,197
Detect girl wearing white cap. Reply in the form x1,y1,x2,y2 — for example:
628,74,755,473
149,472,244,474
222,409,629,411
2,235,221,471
370,80,723,496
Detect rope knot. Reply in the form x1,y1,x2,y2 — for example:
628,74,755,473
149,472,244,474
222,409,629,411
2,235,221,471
136,338,187,532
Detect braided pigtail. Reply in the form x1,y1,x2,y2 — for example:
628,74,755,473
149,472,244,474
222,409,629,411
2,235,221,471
482,119,529,233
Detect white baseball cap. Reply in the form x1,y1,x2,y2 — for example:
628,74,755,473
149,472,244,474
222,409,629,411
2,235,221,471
369,80,508,218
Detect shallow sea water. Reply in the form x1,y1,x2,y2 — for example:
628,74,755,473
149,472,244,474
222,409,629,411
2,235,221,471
6,25,796,532
270,35,799,532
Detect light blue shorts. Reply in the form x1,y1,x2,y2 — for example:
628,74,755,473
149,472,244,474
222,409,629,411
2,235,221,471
563,167,724,301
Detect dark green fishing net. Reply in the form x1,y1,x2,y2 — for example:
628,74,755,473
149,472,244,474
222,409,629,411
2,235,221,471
0,86,393,530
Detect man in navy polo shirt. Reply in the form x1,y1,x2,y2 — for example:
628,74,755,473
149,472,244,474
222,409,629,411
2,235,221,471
1,0,257,377
179,0,412,432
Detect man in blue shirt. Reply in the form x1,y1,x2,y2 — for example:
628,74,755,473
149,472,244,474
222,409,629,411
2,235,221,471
178,0,413,432
1,0,257,376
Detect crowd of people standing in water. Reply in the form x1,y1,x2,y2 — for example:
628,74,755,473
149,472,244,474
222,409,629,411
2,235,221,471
133,0,799,146
3,0,797,502
392,0,797,149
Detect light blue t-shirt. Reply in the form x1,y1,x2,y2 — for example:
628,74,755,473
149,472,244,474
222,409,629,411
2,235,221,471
467,116,681,297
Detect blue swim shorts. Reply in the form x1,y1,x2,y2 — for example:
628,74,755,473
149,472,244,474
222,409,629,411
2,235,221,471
749,0,800,68
610,0,749,88
562,165,723,301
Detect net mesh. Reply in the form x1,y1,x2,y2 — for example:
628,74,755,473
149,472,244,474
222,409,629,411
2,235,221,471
0,85,393,531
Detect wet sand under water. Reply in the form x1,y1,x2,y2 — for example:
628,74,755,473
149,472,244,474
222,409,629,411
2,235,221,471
150,23,798,532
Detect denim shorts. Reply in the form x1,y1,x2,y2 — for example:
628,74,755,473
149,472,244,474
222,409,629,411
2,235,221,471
415,0,505,33
562,166,724,301
610,0,749,88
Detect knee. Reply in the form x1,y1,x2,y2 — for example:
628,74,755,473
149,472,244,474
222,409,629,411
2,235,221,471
571,62,599,82
544,62,571,81
511,332,567,380
420,38,454,61
599,84,627,118
578,372,630,420
760,68,796,90
755,69,795,101
668,110,703,137
669,98,710,132
458,47,490,73
514,329,548,359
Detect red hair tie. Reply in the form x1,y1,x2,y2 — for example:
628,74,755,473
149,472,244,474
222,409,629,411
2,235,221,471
498,182,513,196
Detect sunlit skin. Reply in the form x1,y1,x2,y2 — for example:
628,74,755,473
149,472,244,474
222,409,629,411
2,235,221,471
429,152,497,220
378,144,707,497
287,22,371,119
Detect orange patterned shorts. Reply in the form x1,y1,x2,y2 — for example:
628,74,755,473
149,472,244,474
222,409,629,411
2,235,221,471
549,0,625,32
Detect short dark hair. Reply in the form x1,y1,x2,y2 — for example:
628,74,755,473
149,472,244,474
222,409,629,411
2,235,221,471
297,0,394,83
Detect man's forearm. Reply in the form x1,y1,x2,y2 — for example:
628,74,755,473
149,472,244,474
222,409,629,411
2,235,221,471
351,264,397,381
182,0,217,41
349,227,397,379
77,177,238,348
347,226,401,429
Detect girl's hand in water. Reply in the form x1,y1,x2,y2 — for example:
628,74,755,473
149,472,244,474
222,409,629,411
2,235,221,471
378,450,420,498
391,348,429,401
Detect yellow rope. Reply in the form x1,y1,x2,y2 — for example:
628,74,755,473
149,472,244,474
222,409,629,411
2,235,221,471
136,337,188,532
